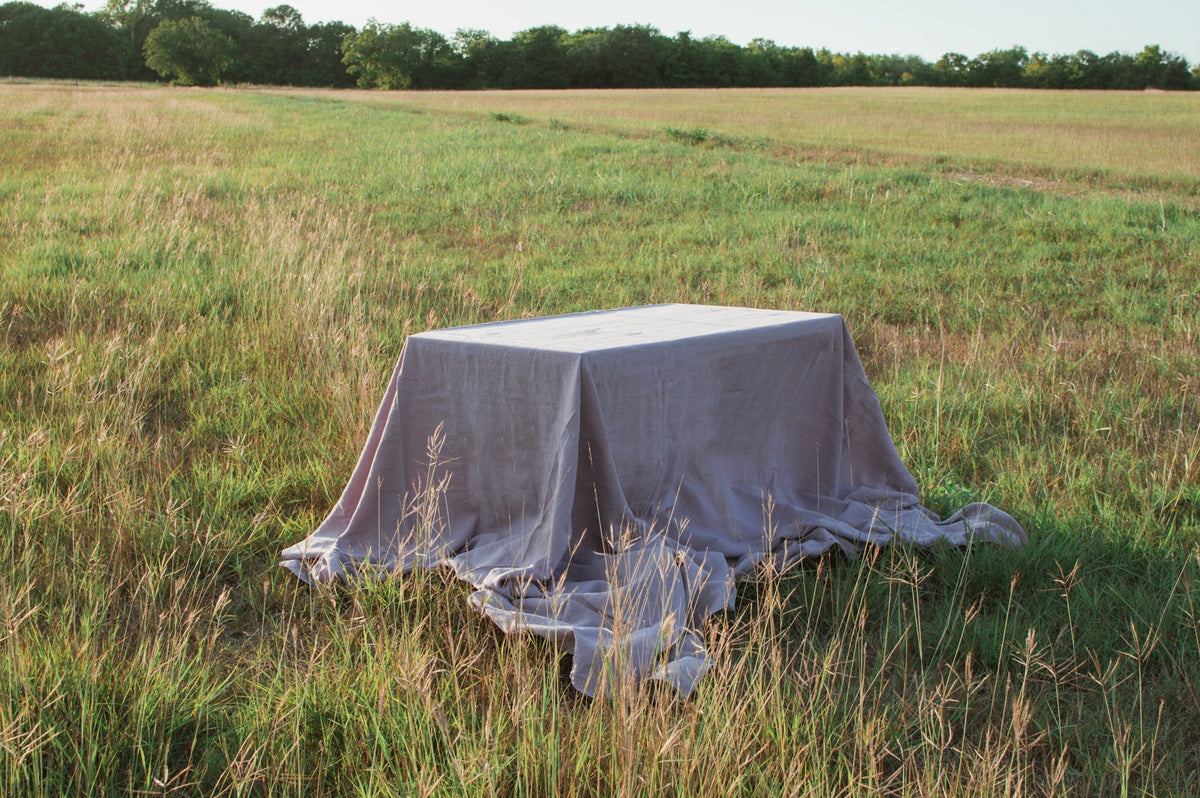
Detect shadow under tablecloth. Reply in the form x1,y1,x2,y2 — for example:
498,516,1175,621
281,305,1025,696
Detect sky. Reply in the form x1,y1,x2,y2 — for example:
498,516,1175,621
74,0,1200,65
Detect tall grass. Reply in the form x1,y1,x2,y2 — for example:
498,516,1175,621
1,82,1197,794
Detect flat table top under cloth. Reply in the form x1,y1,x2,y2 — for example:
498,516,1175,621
281,304,1025,696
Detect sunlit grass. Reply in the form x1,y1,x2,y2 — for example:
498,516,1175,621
1,82,1198,794
267,86,1200,193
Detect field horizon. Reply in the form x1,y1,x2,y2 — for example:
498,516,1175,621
1,82,1198,795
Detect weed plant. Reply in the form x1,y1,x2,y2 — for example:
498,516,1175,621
1,83,1198,794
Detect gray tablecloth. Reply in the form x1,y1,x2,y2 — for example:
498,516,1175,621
281,304,1025,696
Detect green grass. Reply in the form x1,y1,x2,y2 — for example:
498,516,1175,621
1,82,1198,795
285,85,1200,195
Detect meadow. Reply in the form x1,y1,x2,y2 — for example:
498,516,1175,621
1,82,1198,795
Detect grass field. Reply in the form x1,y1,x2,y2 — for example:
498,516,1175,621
289,86,1200,194
1,82,1198,795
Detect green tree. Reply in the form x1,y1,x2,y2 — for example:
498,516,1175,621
0,2,135,79
1024,51,1089,89
841,52,875,85
870,54,926,86
507,25,568,88
601,25,667,87
304,20,355,87
778,46,821,87
663,31,704,87
142,15,234,85
195,6,252,81
453,28,504,88
341,20,456,89
1101,50,1142,89
932,52,969,86
697,35,749,87
103,0,202,53
565,25,666,88
341,21,410,88
244,4,307,84
1071,50,1108,88
968,46,1028,87
1135,44,1192,90
744,38,783,86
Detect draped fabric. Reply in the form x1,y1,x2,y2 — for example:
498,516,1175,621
281,305,1025,696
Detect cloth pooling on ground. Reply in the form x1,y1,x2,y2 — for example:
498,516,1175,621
281,304,1026,696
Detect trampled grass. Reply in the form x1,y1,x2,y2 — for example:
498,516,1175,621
1,82,1198,794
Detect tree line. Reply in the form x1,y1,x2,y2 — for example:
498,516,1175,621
3,1,1197,90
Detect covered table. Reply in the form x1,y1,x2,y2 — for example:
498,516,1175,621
281,304,1025,696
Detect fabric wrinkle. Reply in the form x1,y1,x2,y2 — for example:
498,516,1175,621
280,304,1027,696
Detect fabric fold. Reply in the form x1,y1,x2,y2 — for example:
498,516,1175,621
281,304,1026,696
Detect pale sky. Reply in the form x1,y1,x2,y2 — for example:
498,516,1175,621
78,0,1200,64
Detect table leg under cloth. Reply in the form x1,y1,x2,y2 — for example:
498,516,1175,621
281,304,1025,697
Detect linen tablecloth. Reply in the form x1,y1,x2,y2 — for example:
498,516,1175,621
281,304,1025,696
